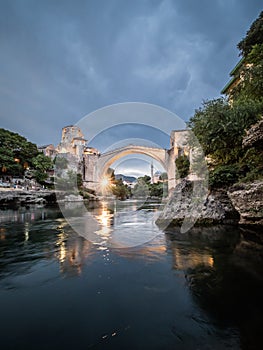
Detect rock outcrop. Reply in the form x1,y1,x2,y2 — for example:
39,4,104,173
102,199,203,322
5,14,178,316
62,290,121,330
243,118,263,148
228,181,263,225
0,190,58,206
156,180,240,229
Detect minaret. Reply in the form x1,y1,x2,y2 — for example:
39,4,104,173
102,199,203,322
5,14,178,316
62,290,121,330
151,162,154,184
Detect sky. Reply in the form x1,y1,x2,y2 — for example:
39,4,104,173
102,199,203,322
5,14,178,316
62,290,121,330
0,0,262,176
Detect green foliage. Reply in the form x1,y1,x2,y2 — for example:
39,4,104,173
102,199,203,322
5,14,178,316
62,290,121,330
139,175,151,184
233,12,263,111
103,169,130,200
31,153,53,185
231,64,263,105
32,153,53,172
247,43,263,64
188,98,262,167
188,99,235,164
238,147,263,182
149,182,165,197
132,176,166,198
77,173,83,189
175,155,190,179
0,128,38,175
132,178,150,198
237,11,263,56
209,165,240,188
111,179,130,200
159,172,168,181
34,170,48,185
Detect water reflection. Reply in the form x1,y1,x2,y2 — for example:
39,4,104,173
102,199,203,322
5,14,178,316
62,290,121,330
93,201,113,249
170,245,214,270
1,204,263,349
0,205,63,224
164,226,240,271
57,235,94,276
96,202,113,227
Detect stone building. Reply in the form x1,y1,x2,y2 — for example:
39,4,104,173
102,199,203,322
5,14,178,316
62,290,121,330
170,130,190,158
82,147,100,188
38,144,57,159
221,57,253,100
56,125,87,160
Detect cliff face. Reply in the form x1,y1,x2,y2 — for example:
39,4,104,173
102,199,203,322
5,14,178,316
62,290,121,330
228,181,263,225
156,180,240,228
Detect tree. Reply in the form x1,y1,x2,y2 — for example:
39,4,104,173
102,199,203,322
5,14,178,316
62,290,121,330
34,171,48,185
111,179,129,200
233,11,263,109
238,11,263,56
0,128,38,175
138,175,151,184
188,98,261,166
188,99,233,164
189,13,263,187
31,153,53,185
149,182,164,197
32,153,53,172
159,172,168,181
132,178,149,198
175,155,190,179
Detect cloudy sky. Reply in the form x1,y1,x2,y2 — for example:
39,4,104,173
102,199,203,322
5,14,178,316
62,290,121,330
0,0,262,175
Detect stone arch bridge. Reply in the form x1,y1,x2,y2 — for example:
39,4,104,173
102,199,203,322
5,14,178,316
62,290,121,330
83,130,191,192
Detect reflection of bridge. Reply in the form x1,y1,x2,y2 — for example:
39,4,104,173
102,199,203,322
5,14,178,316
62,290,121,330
83,130,191,192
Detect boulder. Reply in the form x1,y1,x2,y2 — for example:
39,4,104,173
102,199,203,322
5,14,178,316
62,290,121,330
228,181,263,225
156,180,240,229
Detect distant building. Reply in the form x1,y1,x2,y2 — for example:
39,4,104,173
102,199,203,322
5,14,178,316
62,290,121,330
153,170,162,183
38,144,57,159
221,58,253,99
123,180,136,188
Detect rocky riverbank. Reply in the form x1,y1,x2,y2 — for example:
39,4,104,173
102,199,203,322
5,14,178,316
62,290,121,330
228,181,263,225
0,190,58,206
0,189,101,207
156,180,240,228
156,179,263,229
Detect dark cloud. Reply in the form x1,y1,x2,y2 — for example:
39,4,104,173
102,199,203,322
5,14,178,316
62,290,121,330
0,0,262,148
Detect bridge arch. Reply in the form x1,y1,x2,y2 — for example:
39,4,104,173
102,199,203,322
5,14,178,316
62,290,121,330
96,145,168,180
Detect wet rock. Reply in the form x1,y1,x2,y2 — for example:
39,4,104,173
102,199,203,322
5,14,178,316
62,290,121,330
0,190,59,207
156,180,240,228
228,181,263,225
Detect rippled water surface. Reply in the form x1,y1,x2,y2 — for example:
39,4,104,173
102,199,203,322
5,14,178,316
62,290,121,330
0,201,263,350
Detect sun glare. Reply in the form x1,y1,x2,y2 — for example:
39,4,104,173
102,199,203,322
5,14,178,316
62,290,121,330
101,177,111,189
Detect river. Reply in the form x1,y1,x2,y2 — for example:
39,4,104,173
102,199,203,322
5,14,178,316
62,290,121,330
0,200,263,349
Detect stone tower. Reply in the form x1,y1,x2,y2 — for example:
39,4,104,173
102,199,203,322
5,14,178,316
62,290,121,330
57,125,86,161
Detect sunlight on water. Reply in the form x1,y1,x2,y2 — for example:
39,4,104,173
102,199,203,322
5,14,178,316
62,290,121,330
0,203,263,350
89,199,163,248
